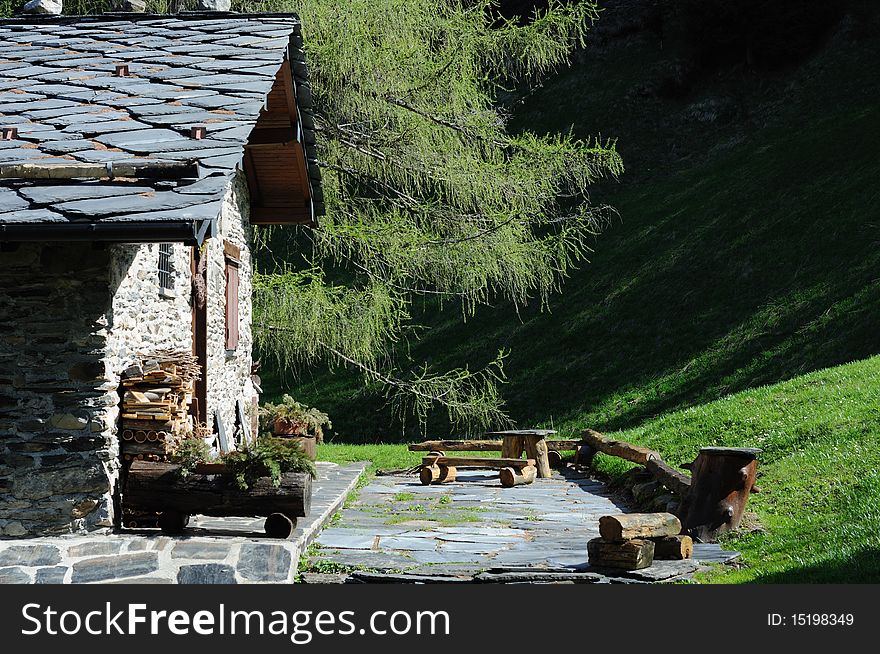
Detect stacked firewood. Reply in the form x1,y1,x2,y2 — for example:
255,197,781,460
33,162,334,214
588,513,693,570
119,349,201,464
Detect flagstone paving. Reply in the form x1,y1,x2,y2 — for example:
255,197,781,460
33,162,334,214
307,468,739,583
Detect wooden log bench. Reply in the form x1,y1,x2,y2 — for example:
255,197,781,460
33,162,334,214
408,439,586,452
420,456,536,469
486,430,556,478
420,456,537,487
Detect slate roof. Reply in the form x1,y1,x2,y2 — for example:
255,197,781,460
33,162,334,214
0,13,320,243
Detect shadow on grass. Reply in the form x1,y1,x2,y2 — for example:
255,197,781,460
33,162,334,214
749,547,880,584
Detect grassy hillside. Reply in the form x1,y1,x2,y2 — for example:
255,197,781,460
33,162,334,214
318,355,880,582
281,3,880,583
275,7,880,441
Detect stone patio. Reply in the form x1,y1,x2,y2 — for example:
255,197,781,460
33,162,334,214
305,468,739,583
0,461,367,584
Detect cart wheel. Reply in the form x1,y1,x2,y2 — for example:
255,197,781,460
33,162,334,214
158,510,189,535
264,512,297,539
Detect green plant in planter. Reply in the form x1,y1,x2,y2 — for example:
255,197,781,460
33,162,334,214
222,436,318,491
173,437,213,479
258,394,331,443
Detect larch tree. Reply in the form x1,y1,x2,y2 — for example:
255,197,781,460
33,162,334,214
250,0,622,433
3,0,624,432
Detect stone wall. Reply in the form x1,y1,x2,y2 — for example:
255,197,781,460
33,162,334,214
0,243,117,537
107,243,193,378
0,177,257,537
204,173,257,443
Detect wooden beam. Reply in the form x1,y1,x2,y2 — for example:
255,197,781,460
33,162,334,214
223,240,241,262
280,57,299,126
646,457,692,496
582,428,661,466
243,148,262,206
408,439,585,452
0,160,199,180
421,456,535,469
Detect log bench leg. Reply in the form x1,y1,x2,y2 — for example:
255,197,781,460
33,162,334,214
499,465,537,487
501,435,525,458
420,464,457,485
524,437,552,478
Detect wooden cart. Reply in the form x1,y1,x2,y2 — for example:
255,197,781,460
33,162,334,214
123,460,312,538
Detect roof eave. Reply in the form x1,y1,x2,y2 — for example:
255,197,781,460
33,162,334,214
0,218,215,246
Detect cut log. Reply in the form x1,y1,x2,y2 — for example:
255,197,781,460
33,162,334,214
410,440,503,452
420,465,440,485
421,456,535,469
524,437,552,478
645,458,692,497
124,460,311,518
419,465,457,485
438,465,457,483
587,538,654,570
499,465,537,488
264,513,297,539
547,450,564,468
599,513,682,542
408,439,585,452
652,535,693,560
582,429,660,466
678,447,760,541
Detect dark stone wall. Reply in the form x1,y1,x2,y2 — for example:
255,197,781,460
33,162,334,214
0,243,117,537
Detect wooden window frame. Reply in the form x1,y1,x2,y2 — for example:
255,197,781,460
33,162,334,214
224,241,241,352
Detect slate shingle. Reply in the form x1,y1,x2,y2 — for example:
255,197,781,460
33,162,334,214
0,13,321,238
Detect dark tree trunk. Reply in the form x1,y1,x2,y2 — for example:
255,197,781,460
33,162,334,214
679,447,760,541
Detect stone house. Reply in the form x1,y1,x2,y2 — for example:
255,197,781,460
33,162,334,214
0,12,321,537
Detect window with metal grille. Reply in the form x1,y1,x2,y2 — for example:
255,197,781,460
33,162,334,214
158,244,174,293
224,241,241,351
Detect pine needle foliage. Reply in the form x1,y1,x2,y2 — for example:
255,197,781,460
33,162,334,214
253,0,623,433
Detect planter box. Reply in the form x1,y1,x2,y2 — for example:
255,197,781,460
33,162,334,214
123,460,311,538
272,434,317,461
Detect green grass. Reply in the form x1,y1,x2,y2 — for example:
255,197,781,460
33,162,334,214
315,356,880,582
607,356,880,583
279,10,880,583
277,17,880,443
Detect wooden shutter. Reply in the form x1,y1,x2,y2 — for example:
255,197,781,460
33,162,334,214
225,257,240,351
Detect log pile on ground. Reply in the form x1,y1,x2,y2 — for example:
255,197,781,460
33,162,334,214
588,512,692,570
120,350,201,464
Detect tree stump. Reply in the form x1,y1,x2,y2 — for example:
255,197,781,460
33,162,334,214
678,447,760,541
